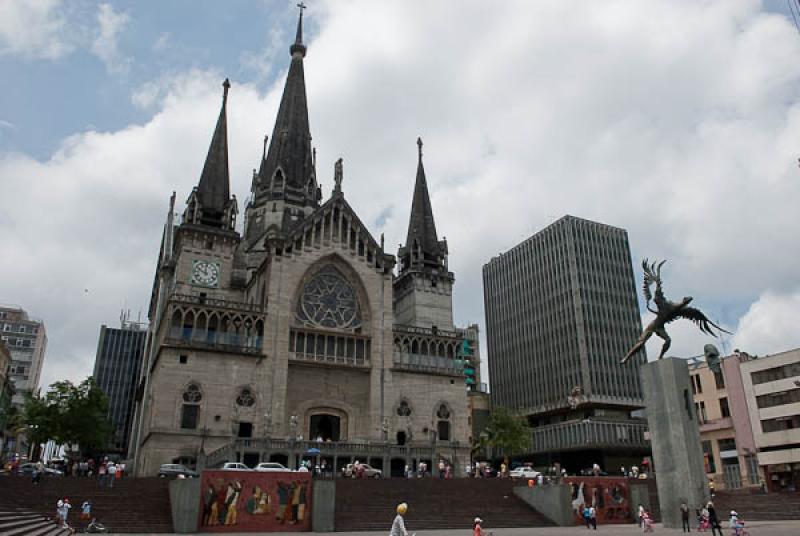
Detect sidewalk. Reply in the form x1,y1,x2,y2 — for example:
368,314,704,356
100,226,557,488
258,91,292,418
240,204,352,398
111,519,800,536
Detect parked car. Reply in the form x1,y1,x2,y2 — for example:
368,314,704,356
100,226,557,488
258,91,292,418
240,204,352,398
254,462,292,472
343,463,382,478
157,463,199,479
17,463,63,477
509,467,541,480
220,462,251,471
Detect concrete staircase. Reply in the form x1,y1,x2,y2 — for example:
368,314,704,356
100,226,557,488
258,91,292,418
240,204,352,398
0,506,72,536
712,490,800,521
0,476,173,533
335,478,554,531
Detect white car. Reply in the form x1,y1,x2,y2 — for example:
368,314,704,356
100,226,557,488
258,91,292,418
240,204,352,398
254,462,292,472
221,462,251,471
509,467,541,480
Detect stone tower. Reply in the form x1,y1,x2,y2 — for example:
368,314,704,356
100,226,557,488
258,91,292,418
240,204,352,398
394,138,454,330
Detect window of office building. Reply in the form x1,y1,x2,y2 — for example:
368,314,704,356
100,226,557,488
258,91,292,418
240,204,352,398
751,363,800,385
714,370,725,389
756,388,800,409
761,415,800,433
720,397,730,418
702,440,716,473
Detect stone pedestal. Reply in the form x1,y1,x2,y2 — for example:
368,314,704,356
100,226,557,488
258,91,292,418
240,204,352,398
641,357,708,528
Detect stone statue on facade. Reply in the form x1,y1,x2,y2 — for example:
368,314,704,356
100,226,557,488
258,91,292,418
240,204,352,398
333,157,343,193
703,344,722,374
621,259,730,364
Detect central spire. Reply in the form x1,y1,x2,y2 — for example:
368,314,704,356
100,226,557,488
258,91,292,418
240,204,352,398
253,3,317,208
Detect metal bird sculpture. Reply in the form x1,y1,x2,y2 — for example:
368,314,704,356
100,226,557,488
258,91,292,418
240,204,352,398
621,259,730,364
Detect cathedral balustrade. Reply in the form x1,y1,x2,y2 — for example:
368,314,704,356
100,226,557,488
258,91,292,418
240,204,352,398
226,438,450,460
164,301,265,355
288,328,371,368
529,418,649,454
172,293,266,313
392,351,465,377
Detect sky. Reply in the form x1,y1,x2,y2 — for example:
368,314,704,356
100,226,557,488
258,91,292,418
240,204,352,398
2,0,800,390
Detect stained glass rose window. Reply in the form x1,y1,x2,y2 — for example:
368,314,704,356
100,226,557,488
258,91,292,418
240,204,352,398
296,265,362,330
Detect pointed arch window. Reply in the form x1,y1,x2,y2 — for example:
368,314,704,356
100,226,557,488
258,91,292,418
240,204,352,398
181,384,202,429
436,403,451,441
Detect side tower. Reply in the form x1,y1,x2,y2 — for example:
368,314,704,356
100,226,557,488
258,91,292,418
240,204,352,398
394,138,454,330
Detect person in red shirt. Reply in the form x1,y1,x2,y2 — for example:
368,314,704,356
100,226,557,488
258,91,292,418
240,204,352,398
473,517,492,536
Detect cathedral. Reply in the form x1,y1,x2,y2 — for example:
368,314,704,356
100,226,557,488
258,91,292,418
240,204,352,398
128,10,479,477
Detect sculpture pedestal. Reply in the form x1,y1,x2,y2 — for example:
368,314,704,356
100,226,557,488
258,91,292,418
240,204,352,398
641,357,709,528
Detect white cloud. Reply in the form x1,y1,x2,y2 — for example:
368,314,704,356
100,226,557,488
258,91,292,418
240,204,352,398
731,289,800,355
2,0,800,387
91,3,131,75
0,0,72,60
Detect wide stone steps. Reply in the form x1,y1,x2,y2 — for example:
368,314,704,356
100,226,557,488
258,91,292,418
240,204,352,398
0,507,72,536
711,491,800,521
0,476,173,533
335,478,553,531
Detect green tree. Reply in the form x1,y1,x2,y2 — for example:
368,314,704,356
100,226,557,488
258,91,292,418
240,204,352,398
22,377,111,458
475,406,531,464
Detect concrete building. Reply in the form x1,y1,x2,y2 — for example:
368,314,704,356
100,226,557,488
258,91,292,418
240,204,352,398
739,348,800,492
129,9,474,476
483,215,648,471
689,352,761,490
93,315,148,457
0,341,14,457
0,305,47,408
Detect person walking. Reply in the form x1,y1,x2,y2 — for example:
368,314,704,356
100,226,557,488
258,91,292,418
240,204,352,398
638,504,645,528
439,459,445,479
583,506,592,529
681,502,691,532
706,502,723,536
589,506,597,530
107,463,117,489
391,503,409,536
473,517,493,536
97,460,107,488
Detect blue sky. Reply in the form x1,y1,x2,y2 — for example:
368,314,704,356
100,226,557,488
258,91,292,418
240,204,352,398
2,0,800,388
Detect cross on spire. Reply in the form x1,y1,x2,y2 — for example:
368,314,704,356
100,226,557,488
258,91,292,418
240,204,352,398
417,137,423,161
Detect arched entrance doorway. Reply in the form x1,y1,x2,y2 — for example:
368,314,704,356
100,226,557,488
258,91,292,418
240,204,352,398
310,414,341,441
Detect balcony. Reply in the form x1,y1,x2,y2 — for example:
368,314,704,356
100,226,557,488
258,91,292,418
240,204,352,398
289,351,369,368
165,327,263,356
171,293,266,313
529,418,649,454
393,352,464,377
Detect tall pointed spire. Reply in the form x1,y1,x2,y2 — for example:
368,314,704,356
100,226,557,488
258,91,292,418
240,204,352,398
192,78,234,228
254,2,316,207
400,137,446,272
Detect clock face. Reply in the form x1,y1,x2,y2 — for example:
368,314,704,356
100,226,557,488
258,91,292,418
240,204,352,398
191,260,220,288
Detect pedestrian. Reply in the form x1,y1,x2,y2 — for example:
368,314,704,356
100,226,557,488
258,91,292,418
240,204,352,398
33,460,44,484
391,503,409,536
119,462,126,479
637,504,645,528
97,460,107,488
708,479,715,497
583,506,592,529
473,517,492,536
439,459,445,479
80,500,92,521
589,506,597,530
706,502,723,536
680,502,690,532
57,498,72,528
642,510,654,533
404,463,411,479
621,466,626,477
107,463,117,489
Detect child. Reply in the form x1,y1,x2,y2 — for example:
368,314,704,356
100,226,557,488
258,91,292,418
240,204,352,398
81,501,92,521
642,510,654,533
729,511,745,536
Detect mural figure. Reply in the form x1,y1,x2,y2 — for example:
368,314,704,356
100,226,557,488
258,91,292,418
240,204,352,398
224,481,242,526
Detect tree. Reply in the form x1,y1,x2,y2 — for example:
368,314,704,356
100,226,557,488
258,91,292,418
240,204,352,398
22,377,111,459
474,406,531,464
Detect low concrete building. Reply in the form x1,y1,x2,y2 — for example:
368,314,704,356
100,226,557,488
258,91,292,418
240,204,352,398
739,348,800,492
689,352,761,490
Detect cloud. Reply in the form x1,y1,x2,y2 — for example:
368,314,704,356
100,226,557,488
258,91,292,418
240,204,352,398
2,0,800,388
731,289,800,355
91,3,131,75
0,0,72,60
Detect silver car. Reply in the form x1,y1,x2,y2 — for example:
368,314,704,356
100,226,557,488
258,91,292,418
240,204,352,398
254,462,292,472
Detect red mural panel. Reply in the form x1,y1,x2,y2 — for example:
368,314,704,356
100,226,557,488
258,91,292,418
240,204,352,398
563,477,632,525
198,471,312,532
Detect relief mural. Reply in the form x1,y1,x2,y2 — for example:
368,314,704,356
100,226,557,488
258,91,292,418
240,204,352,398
564,477,631,525
199,471,312,532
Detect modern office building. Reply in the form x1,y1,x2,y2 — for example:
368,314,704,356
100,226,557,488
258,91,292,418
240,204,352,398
0,305,47,408
93,314,148,457
689,351,762,491
739,347,800,492
483,215,648,471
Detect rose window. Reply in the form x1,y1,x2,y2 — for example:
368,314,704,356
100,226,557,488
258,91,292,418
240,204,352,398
296,265,362,329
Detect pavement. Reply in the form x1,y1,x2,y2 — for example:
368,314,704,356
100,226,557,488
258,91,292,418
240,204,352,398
109,520,800,535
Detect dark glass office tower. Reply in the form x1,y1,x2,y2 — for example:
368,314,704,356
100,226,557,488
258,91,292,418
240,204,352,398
483,215,649,472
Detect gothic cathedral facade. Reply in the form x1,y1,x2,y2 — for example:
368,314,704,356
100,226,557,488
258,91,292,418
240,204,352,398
129,11,476,476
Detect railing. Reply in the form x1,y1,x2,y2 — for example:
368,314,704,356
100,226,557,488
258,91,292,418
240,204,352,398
289,352,369,368
215,438,460,461
171,293,266,313
166,328,263,355
393,324,462,339
393,352,464,376
469,382,489,394
529,419,648,454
